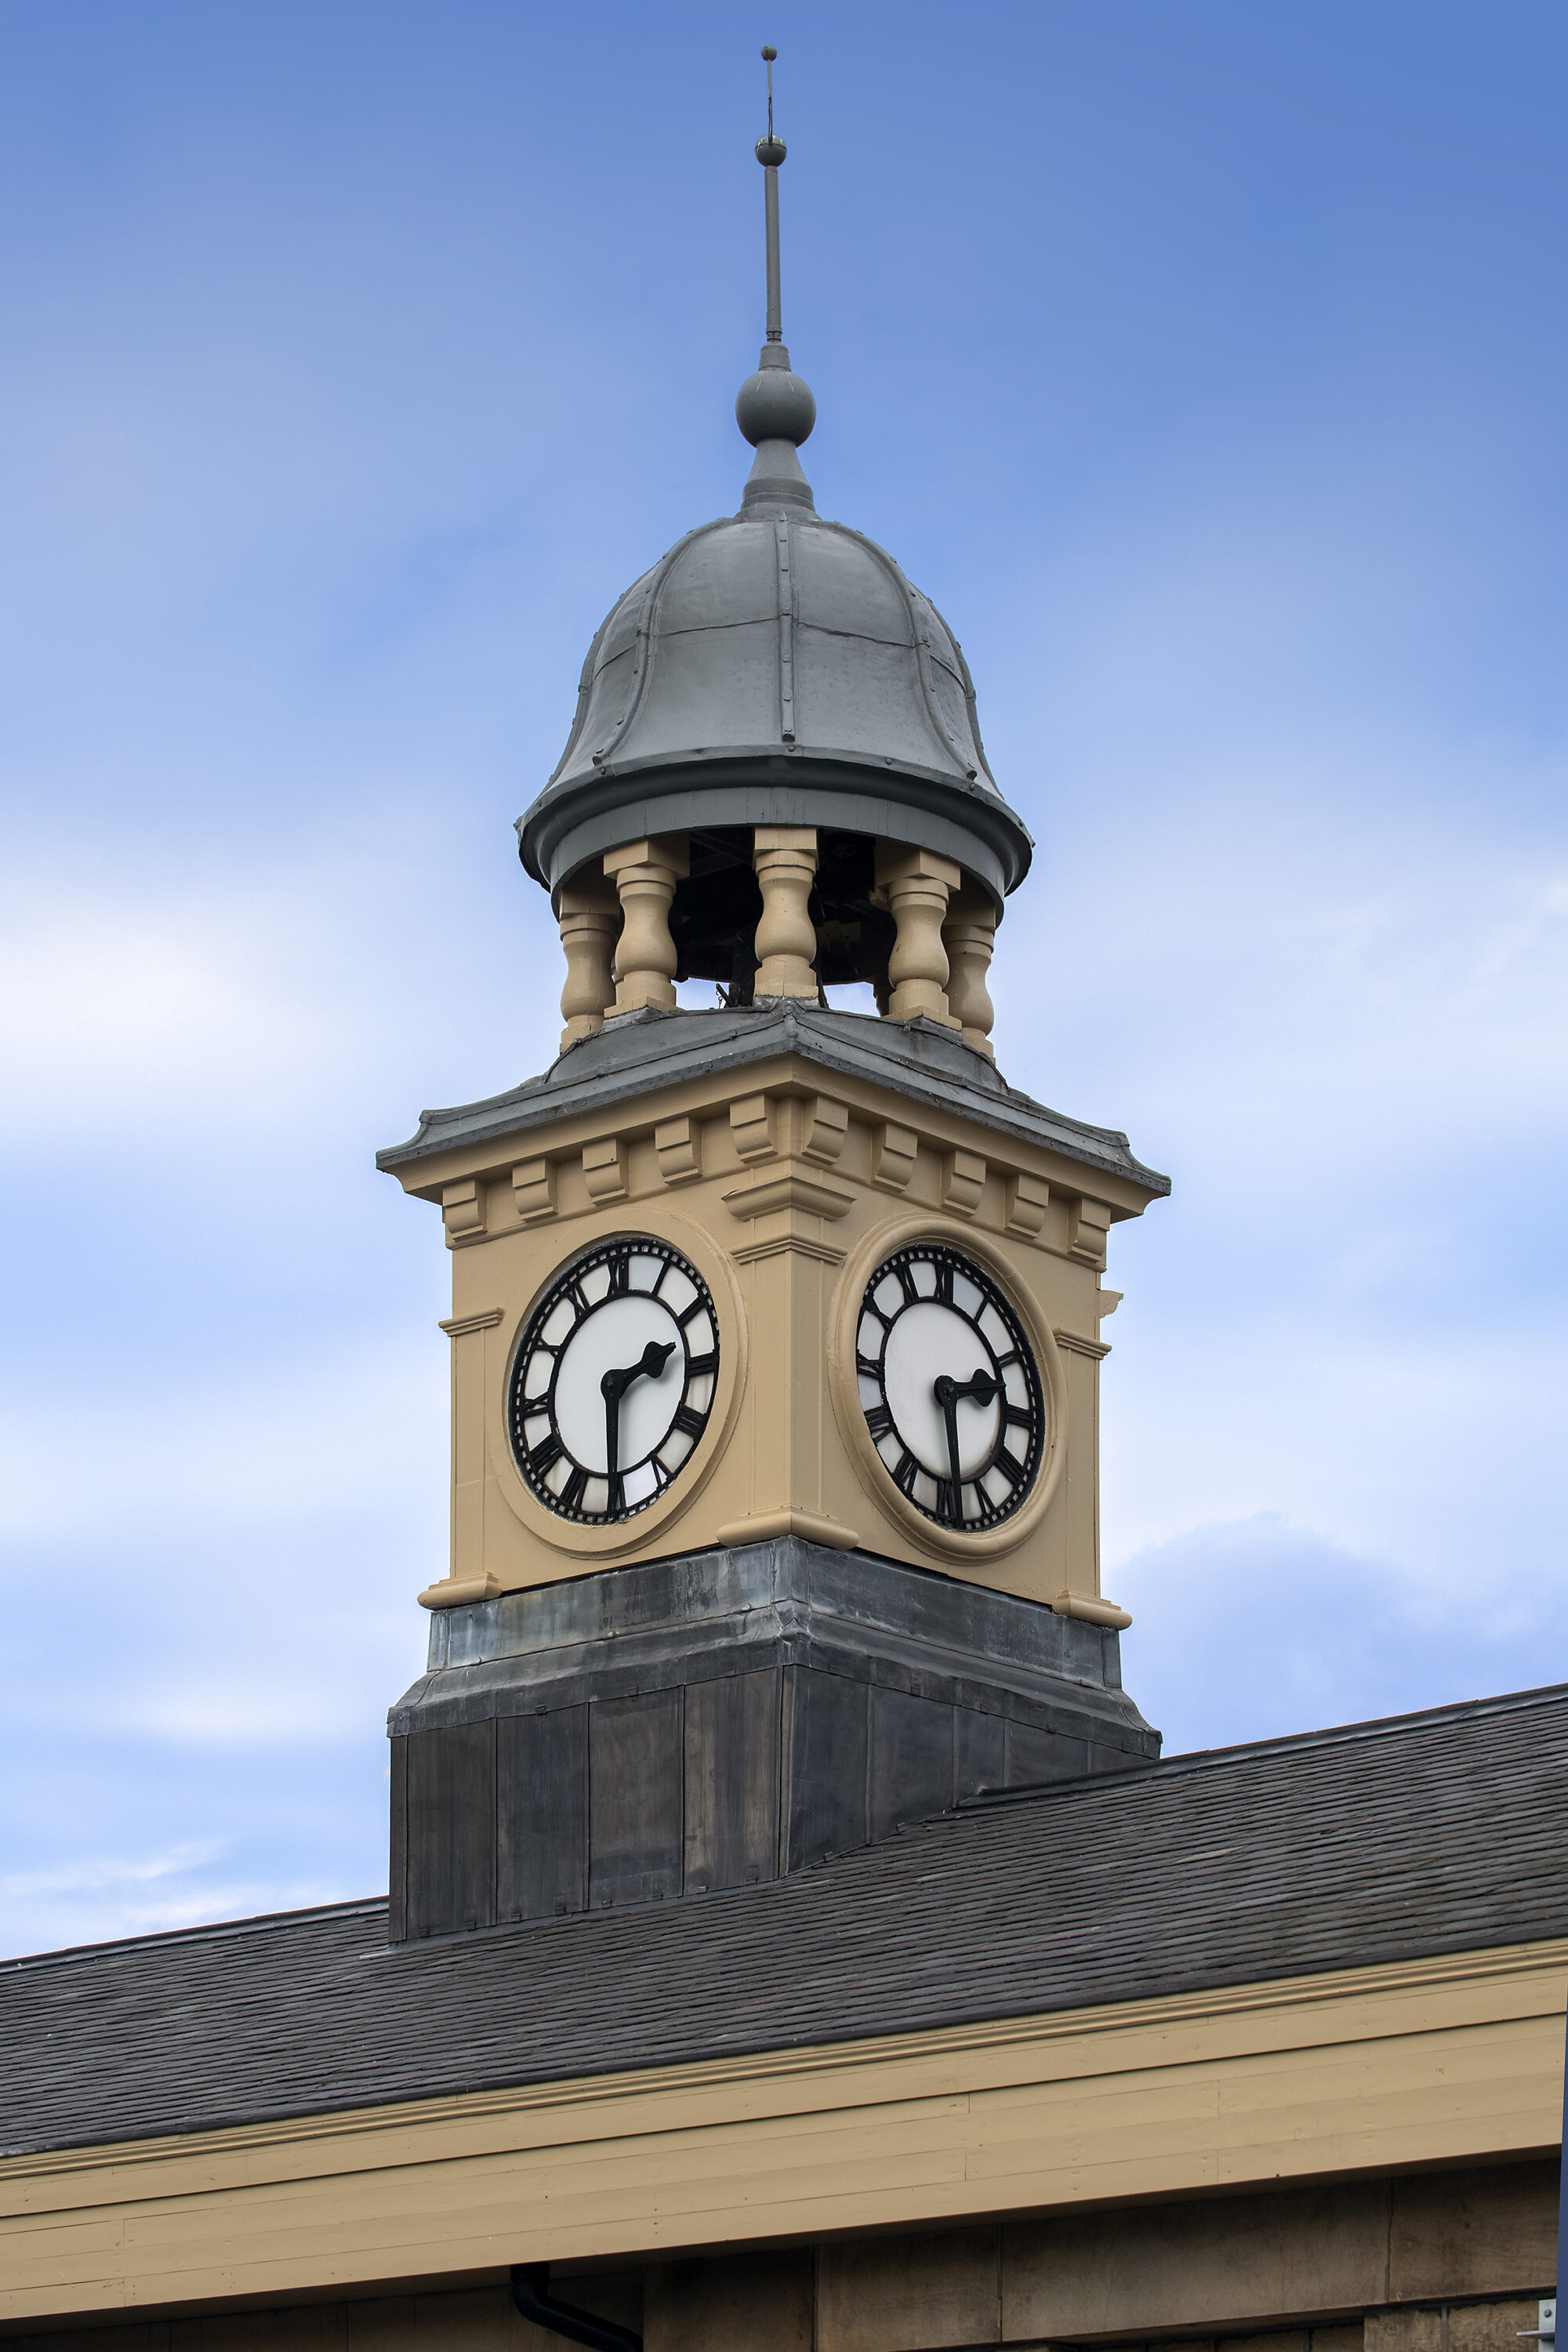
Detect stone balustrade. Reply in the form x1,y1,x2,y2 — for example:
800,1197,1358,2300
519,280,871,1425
551,828,997,1055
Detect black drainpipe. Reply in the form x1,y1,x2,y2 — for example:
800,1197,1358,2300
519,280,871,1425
510,2263,643,2352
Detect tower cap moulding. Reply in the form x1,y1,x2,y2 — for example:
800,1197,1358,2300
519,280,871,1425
515,53,1034,956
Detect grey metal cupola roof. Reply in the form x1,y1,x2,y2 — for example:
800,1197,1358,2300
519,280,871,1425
516,101,1033,909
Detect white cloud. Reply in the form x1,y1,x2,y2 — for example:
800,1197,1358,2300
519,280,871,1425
0,869,354,1127
1116,1512,1568,1759
0,1341,444,1541
0,1842,354,1958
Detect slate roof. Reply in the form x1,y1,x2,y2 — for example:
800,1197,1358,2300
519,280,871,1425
375,1000,1171,1197
3,1683,1565,2160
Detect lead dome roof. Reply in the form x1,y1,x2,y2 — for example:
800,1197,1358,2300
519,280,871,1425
517,357,1034,909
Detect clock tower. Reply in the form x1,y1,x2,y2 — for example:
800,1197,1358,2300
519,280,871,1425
378,96,1169,1941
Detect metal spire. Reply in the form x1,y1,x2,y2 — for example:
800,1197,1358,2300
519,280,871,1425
756,45,786,343
735,45,816,508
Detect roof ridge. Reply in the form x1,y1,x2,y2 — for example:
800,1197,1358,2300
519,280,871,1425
956,1679,1568,1813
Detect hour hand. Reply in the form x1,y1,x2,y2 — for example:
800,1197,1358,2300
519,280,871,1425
601,1340,677,1488
601,1338,676,1409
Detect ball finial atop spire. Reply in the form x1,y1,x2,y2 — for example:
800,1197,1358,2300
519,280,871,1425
757,45,786,167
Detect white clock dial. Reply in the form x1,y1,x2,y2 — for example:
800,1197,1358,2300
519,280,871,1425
509,1240,719,1523
855,1243,1042,1531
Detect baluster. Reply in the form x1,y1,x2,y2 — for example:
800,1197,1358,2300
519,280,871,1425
752,826,818,999
602,836,689,1013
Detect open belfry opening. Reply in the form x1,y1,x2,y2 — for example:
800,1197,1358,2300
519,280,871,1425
3,48,1563,2352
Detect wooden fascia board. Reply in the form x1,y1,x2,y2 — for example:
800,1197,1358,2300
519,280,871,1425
3,1939,1563,2324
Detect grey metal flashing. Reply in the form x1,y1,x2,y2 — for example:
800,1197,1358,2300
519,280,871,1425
520,757,1027,906
5,1683,1566,2156
376,1002,1172,1196
396,1628,1137,1744
962,1679,1568,1803
387,1541,1156,1944
391,1537,1149,1747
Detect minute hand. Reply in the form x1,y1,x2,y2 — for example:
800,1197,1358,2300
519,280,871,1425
931,1368,999,1498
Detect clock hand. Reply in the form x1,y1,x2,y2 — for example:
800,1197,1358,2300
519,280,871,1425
931,1370,1001,1501
940,1388,963,1498
602,1339,677,1399
601,1341,677,1488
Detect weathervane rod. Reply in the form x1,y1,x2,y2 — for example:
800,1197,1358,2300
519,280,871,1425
757,45,786,346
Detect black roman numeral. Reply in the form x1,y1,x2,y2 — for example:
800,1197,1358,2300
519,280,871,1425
855,1351,884,1382
865,1403,894,1441
935,1477,960,1523
608,1251,630,1295
1004,1404,1032,1429
606,1472,624,1516
895,1261,918,1303
685,1351,718,1379
672,1404,706,1439
934,1258,954,1305
526,1432,563,1479
993,1447,1025,1489
677,1297,707,1327
893,1450,920,1497
566,1281,590,1319
560,1465,589,1514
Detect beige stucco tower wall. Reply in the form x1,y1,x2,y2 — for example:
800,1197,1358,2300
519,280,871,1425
380,1004,1164,1622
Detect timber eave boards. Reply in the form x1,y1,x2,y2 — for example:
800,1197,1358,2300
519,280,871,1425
1,1939,1564,2325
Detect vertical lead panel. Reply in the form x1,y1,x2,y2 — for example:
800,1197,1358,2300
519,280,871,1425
387,1733,408,1944
405,1722,495,1939
954,1707,1007,1802
497,1708,589,1922
684,1671,781,1892
869,1686,955,1841
1006,1719,1087,1788
784,1667,869,1871
589,1689,684,1907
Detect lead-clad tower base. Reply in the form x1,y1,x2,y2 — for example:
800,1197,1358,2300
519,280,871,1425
387,1536,1158,1943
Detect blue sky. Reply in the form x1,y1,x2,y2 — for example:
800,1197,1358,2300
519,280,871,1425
2,0,1564,1957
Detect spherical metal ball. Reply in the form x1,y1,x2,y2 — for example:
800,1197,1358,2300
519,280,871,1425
761,44,777,61
735,368,817,448
755,135,787,167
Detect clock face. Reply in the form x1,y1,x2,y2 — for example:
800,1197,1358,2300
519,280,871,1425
509,1238,719,1525
855,1243,1044,1533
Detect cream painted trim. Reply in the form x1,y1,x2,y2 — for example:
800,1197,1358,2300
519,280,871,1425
1050,1588,1131,1628
3,1940,1563,2323
729,1232,848,1269
438,1309,506,1339
1053,1327,1111,1363
417,1571,503,1610
714,1508,859,1549
722,1171,855,1221
383,1054,1164,1234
